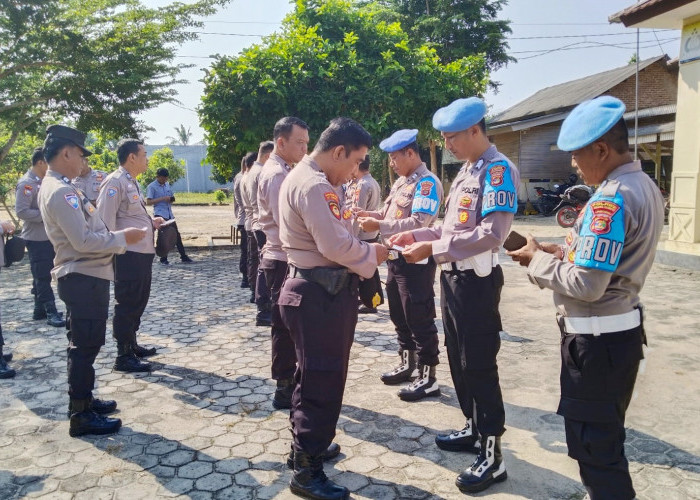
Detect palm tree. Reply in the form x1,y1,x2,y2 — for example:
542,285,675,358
166,124,192,146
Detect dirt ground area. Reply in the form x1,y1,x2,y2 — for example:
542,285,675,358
169,204,669,248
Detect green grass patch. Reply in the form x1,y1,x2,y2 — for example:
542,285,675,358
174,192,232,205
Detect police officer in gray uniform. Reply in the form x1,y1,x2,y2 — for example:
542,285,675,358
233,156,249,288
15,148,66,327
38,125,147,437
508,96,664,500
392,98,519,493
357,129,443,401
279,118,388,500
98,139,164,372
72,161,107,205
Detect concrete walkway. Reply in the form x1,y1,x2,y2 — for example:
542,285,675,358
0,244,698,499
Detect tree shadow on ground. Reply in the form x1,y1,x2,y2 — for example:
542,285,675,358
0,470,48,499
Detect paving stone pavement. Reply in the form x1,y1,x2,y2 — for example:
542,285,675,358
0,247,698,499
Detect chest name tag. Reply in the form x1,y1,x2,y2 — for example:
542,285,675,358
482,162,517,216
411,178,439,216
574,190,625,272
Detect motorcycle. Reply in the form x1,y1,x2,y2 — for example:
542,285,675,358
554,184,594,228
534,173,579,216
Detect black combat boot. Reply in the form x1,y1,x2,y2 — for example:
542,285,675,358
290,450,349,500
456,435,507,493
69,398,122,437
398,363,440,401
32,299,47,320
380,349,417,385
287,443,341,469
272,378,294,410
435,418,480,452
255,304,272,327
114,344,151,373
0,347,16,379
133,343,157,358
2,351,12,362
44,302,66,328
67,396,118,418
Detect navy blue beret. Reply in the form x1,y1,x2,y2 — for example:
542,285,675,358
557,96,626,152
432,97,487,133
379,129,419,153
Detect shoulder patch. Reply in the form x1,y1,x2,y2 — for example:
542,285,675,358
107,187,117,198
574,190,625,272
411,178,439,216
324,192,341,220
482,161,517,216
23,184,33,197
342,208,352,220
64,193,80,210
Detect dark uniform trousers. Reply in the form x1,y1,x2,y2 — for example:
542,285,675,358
386,257,439,366
558,325,644,500
238,225,248,278
440,266,506,437
261,258,296,380
253,230,270,307
246,230,259,296
25,240,57,305
57,273,109,400
113,251,154,345
279,275,358,456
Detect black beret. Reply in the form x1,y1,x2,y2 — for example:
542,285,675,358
45,125,93,156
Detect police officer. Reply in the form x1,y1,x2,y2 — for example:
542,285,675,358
507,96,664,500
279,118,388,500
392,98,519,493
38,125,147,437
347,154,382,314
15,147,66,327
241,141,273,324
357,129,443,401
97,139,164,373
0,219,17,379
145,168,193,265
233,156,249,288
72,158,107,204
257,117,309,409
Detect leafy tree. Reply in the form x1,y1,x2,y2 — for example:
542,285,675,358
0,0,226,177
86,132,120,174
200,0,488,181
138,147,186,187
166,124,193,145
366,0,514,72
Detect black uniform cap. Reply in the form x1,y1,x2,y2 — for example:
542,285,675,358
45,125,93,157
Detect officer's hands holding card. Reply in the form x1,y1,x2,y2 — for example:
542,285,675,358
351,207,368,217
387,231,415,247
402,241,432,263
357,216,380,232
506,233,540,267
152,217,166,230
123,226,148,244
1,221,15,234
371,242,389,264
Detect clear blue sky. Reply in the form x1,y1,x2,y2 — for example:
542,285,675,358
140,0,681,145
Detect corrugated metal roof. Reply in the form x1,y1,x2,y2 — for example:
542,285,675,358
490,55,667,125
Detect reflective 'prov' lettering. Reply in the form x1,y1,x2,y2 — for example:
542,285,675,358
411,177,439,216
482,161,517,216
574,189,625,272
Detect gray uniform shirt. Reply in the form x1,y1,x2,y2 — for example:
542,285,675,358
72,168,107,203
241,161,263,231
258,153,291,262
15,169,47,241
527,161,664,318
414,145,519,264
38,171,127,281
96,166,155,254
348,173,381,240
365,163,443,239
233,171,246,227
279,155,377,279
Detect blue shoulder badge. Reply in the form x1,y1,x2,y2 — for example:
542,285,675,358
574,189,625,272
411,177,439,216
482,161,517,216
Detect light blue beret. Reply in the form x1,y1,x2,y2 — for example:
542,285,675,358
379,129,419,152
557,96,626,151
432,97,487,133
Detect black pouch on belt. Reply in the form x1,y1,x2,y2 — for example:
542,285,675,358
301,267,349,295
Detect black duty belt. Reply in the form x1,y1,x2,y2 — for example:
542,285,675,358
288,265,356,296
